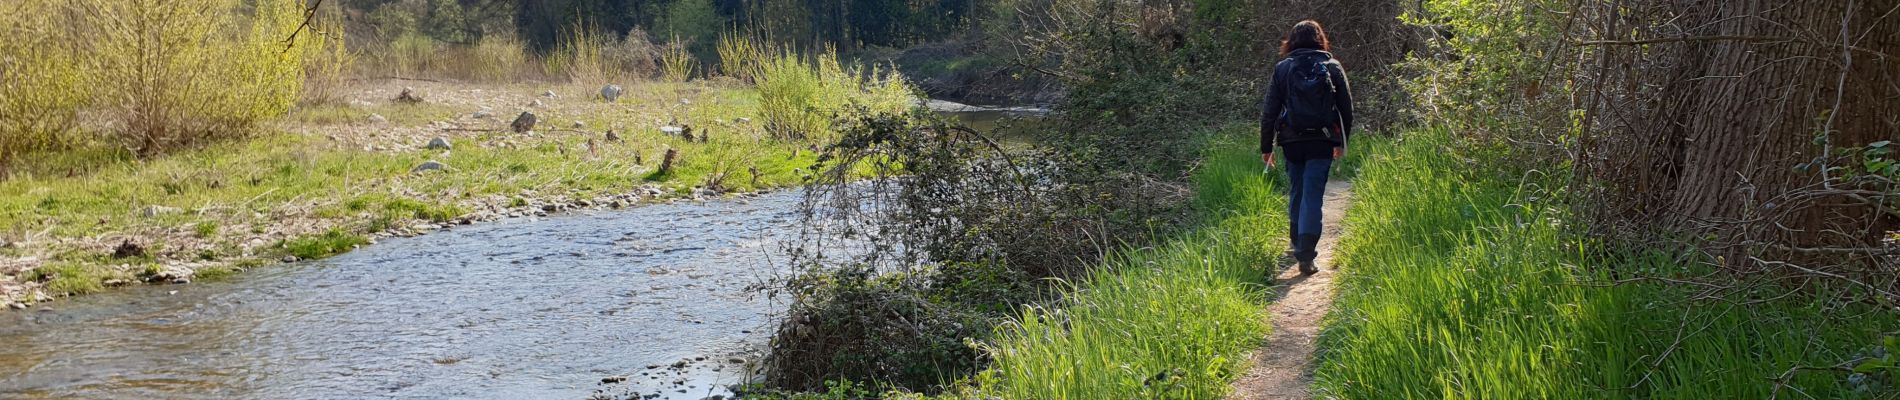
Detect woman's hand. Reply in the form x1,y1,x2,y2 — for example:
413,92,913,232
1262,153,1277,169
1333,146,1346,159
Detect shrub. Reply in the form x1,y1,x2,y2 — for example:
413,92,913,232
755,49,915,141
0,1,90,178
299,9,353,105
75,0,315,156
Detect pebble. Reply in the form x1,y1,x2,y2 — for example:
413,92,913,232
368,114,388,124
7,303,25,310
600,376,626,384
425,137,452,150
282,256,300,263
473,110,495,119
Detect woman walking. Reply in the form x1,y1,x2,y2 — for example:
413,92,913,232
1261,20,1354,274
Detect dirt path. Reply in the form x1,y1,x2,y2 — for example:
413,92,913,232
1229,180,1353,400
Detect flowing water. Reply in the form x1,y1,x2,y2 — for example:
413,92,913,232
0,191,813,400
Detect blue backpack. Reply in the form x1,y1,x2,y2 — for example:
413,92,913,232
1283,55,1339,135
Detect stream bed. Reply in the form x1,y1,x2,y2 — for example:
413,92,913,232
0,190,813,400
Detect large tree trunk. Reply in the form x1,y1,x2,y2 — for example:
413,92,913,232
1590,0,1900,271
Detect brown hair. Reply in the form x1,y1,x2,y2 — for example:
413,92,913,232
1279,20,1331,56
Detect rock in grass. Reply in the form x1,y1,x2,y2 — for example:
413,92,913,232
142,205,181,218
572,120,585,129
601,85,623,102
112,239,144,258
395,87,424,103
6,303,23,310
412,160,447,173
529,99,545,108
511,112,538,133
368,114,388,124
604,130,621,142
542,90,558,98
472,109,494,119
425,137,452,150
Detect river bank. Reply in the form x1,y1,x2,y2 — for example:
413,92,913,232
0,79,825,308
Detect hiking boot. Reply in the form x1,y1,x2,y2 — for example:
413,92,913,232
1298,259,1318,275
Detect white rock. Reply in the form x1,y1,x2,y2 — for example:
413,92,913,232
142,205,182,218
601,85,623,102
473,110,495,119
368,114,388,124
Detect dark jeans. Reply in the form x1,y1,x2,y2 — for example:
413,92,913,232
1286,157,1332,263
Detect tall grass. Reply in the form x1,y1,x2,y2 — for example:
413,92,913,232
717,32,774,82
660,40,697,82
972,128,1290,399
755,49,915,141
1312,128,1899,398
467,34,532,83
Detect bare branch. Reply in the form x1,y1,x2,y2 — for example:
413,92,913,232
1574,35,1893,59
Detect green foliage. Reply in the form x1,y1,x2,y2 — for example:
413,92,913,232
1311,128,1900,398
1401,0,1571,147
193,221,220,238
285,228,369,260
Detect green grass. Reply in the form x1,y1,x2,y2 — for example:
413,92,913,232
1311,127,1899,399
284,228,369,260
968,126,1318,399
26,262,115,296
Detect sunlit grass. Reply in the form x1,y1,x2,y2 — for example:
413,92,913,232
1311,127,1899,399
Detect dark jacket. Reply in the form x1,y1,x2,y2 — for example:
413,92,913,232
1260,49,1354,154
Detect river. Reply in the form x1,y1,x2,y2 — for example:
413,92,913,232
0,105,1030,400
0,191,809,400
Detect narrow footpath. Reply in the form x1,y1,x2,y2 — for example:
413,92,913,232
1229,180,1353,400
